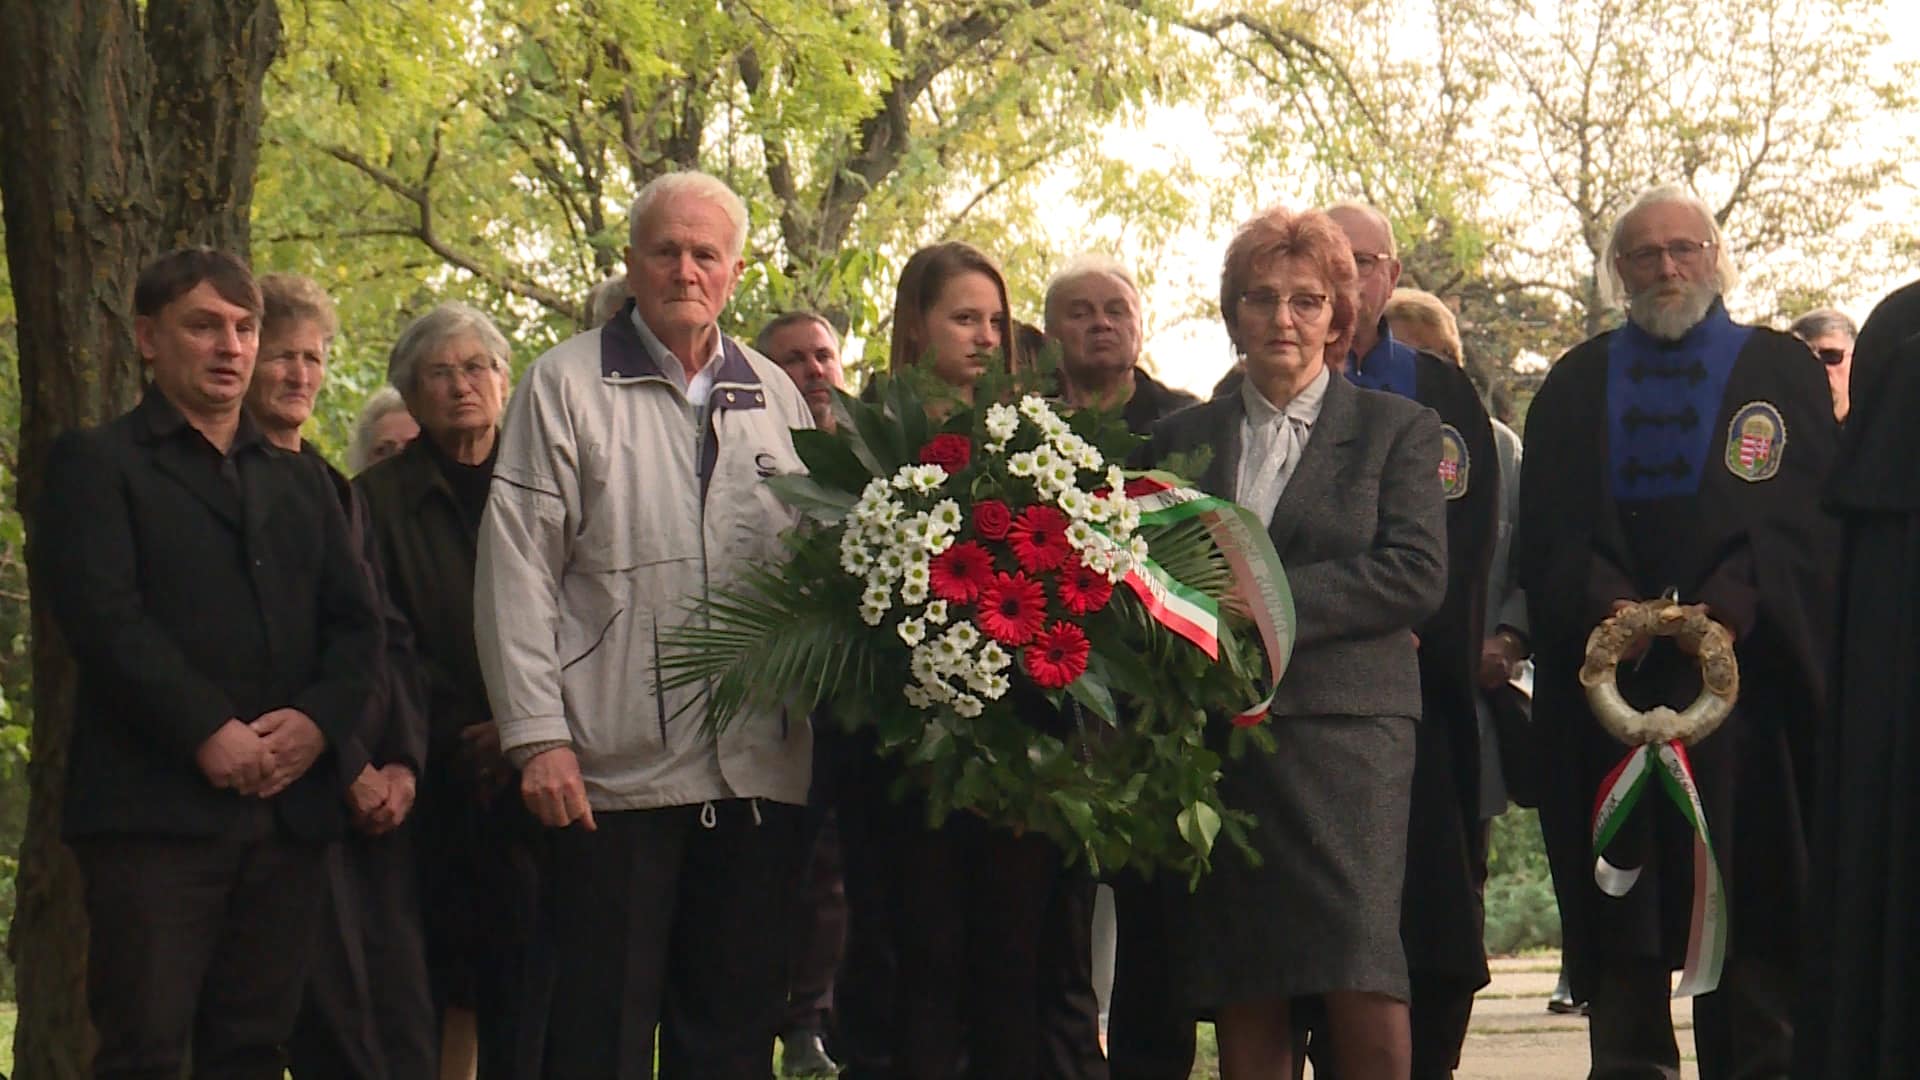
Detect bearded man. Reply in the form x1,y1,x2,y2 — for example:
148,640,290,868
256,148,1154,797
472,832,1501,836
1516,184,1839,1079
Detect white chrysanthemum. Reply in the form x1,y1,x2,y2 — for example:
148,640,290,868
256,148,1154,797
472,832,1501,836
841,540,874,576
925,600,950,625
1031,445,1058,472
911,465,947,493
929,499,963,533
889,466,918,491
860,601,888,626
1007,451,1038,478
1065,520,1099,550
1074,446,1104,471
1056,488,1090,519
900,579,929,605
925,532,955,556
911,648,941,685
1114,501,1142,533
904,684,932,709
986,409,1019,443
978,641,1012,672
1106,466,1127,493
906,513,938,548
924,678,957,703
904,559,931,586
1019,395,1052,421
1081,496,1114,524
1042,416,1072,442
863,582,892,609
952,693,985,719
984,440,1008,455
932,633,968,672
874,548,909,581
1042,462,1077,492
897,618,927,647
945,622,981,651
860,477,893,505
981,672,1011,700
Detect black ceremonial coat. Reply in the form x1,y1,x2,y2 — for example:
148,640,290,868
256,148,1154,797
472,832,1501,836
1394,351,1499,987
1516,315,1839,991
1794,279,1920,1079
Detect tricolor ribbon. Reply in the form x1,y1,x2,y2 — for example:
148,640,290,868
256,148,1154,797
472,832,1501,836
1589,739,1728,997
1119,473,1295,725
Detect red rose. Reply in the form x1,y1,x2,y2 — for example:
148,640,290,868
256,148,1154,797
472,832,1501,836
973,499,1013,541
919,433,973,474
977,572,1049,646
1057,563,1114,616
1023,621,1091,689
930,542,996,604
1008,504,1072,573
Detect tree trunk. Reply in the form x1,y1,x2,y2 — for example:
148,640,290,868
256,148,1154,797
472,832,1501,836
0,2,280,1075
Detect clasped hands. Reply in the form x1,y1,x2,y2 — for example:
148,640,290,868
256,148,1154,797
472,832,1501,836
194,708,325,799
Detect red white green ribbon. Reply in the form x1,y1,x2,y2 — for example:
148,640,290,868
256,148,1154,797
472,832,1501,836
1122,473,1295,725
1589,739,1727,997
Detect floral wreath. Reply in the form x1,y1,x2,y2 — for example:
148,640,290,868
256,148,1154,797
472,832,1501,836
1579,599,1739,746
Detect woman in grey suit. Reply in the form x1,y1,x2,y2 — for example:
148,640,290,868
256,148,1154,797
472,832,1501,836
1140,205,1447,1079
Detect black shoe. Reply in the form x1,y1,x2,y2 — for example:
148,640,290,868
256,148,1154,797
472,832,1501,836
782,1030,842,1077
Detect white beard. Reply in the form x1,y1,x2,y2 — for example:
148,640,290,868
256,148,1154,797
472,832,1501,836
1627,281,1718,341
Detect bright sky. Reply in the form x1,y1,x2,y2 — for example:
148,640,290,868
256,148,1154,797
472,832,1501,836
1048,6,1920,400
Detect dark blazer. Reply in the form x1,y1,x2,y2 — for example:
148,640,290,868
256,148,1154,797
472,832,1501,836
353,435,492,761
306,444,428,787
1144,371,1448,720
34,388,380,842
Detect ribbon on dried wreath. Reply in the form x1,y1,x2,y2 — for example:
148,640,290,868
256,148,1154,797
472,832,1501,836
1582,598,1739,997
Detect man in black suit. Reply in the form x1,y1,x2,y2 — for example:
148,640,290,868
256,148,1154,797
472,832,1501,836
33,248,380,1080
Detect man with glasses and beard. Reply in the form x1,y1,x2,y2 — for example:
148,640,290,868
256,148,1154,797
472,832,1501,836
1516,185,1840,1079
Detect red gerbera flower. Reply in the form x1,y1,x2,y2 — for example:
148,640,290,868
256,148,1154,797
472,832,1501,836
918,433,973,474
977,572,1049,646
1008,504,1072,573
972,498,1013,541
929,542,996,603
1057,562,1114,615
1024,621,1091,689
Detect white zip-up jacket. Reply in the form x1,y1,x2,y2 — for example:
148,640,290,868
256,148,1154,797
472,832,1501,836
476,307,814,809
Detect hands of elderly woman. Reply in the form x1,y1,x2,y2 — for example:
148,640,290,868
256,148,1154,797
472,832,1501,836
522,746,597,831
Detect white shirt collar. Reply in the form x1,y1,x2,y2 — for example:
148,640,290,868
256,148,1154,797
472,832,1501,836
629,307,723,406
1240,364,1330,427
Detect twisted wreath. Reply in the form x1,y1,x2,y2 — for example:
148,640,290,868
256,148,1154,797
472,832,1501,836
1579,599,1739,746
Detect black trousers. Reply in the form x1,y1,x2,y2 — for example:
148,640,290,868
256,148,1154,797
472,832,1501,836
74,820,327,1080
1107,872,1196,1080
891,811,1061,1079
1037,867,1110,1080
289,823,438,1080
784,808,847,1036
1588,951,1793,1080
537,799,804,1080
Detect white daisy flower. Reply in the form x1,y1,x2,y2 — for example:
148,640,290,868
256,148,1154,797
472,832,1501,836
1043,462,1077,491
929,499,963,533
986,404,1020,441
904,684,932,709
911,648,941,685
897,618,927,646
925,532,955,556
911,465,948,493
863,582,892,609
1066,520,1098,549
925,601,950,625
1007,451,1039,478
981,672,1011,699
952,693,985,719
900,579,929,605
874,549,909,580
1056,488,1090,519
860,601,888,626
1019,395,1052,421
978,641,1012,672
945,622,981,651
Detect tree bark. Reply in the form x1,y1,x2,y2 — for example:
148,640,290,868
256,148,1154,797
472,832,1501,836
0,2,280,1075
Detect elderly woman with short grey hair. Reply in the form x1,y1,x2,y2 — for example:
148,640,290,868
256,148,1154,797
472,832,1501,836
348,386,419,474
353,301,530,1080
1790,306,1858,422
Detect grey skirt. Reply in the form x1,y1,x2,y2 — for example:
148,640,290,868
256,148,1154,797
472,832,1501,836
1174,713,1417,1008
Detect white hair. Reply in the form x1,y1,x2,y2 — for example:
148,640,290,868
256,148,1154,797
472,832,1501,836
386,302,512,398
347,386,411,474
1599,184,1740,311
627,171,749,258
1043,254,1141,331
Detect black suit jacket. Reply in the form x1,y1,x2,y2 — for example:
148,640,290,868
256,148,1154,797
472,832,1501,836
35,388,379,842
1144,372,1448,721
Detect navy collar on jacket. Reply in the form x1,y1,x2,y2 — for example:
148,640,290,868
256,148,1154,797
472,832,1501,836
600,299,766,411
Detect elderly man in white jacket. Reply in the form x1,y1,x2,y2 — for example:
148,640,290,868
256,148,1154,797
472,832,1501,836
475,169,814,1079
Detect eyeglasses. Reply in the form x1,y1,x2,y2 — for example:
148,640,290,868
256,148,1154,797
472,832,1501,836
1237,291,1330,321
420,359,498,386
1352,251,1395,277
1618,239,1715,272
1813,346,1848,367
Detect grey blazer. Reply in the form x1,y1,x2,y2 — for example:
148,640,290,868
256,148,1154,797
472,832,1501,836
1144,372,1448,720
